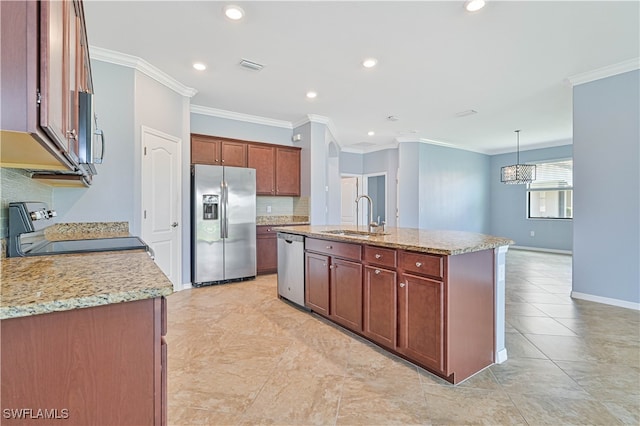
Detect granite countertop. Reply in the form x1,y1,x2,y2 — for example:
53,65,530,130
273,225,514,256
256,215,310,226
1,221,173,320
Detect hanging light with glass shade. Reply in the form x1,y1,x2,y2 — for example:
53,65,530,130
501,130,536,184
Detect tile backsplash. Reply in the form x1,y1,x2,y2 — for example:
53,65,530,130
0,168,54,238
256,196,309,217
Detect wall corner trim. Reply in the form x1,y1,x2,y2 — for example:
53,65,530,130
89,46,198,97
571,291,640,311
567,57,640,86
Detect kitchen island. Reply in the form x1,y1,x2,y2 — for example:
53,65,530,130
275,225,513,384
1,248,172,425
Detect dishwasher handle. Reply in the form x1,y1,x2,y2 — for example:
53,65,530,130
277,232,304,243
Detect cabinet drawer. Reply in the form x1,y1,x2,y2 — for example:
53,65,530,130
256,225,278,236
364,245,397,269
306,238,361,261
399,250,443,279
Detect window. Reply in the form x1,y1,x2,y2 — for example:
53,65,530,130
527,159,573,219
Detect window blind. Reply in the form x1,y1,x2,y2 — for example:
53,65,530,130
528,160,573,189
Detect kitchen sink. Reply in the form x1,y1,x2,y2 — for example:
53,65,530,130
320,229,389,237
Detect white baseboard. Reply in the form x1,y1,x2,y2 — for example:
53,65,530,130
495,348,508,364
511,245,572,255
571,291,640,311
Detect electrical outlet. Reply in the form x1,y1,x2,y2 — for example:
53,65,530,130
266,205,272,213
530,230,535,237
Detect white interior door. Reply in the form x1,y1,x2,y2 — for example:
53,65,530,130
141,126,181,288
341,176,359,225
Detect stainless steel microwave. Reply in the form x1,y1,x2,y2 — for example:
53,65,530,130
78,91,104,174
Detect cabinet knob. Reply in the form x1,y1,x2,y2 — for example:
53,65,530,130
267,228,271,232
399,282,406,288
67,129,77,140
329,265,336,269
326,245,332,250
374,269,381,275
171,222,178,228
415,262,423,268
375,254,382,259
222,159,225,163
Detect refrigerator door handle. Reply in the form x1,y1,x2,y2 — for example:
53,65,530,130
220,180,226,239
222,181,229,239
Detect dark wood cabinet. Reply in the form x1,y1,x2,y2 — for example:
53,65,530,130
301,237,495,384
1,0,93,176
305,251,330,315
1,296,167,425
248,144,276,195
397,272,445,373
275,147,301,196
305,238,363,330
363,265,397,349
191,134,247,167
256,225,278,275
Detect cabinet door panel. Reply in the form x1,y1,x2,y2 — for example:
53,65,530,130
275,148,300,196
256,230,277,275
330,258,363,331
191,137,220,165
221,141,247,167
363,266,397,348
64,0,80,161
305,252,330,315
248,145,275,195
397,273,445,373
39,0,68,153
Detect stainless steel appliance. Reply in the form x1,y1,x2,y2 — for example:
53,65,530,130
191,164,256,286
277,232,306,308
7,202,148,257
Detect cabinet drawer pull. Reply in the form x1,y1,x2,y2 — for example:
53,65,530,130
415,262,423,268
399,282,406,288
329,265,335,269
374,269,381,275
325,245,332,250
375,254,382,259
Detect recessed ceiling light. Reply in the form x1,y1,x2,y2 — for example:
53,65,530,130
306,91,317,99
464,0,486,12
367,131,375,136
224,5,245,20
362,58,378,68
193,62,207,71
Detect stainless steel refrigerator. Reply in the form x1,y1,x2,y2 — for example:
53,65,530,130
192,164,256,286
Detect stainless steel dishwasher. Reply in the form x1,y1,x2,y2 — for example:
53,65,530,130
277,232,306,308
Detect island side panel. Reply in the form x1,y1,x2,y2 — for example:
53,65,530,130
446,249,495,382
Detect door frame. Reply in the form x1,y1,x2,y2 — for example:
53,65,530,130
341,173,365,226
362,172,388,225
140,125,182,291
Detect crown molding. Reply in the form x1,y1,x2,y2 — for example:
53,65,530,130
341,142,399,154
89,46,198,97
292,114,342,147
486,138,573,156
567,57,640,86
190,105,292,129
395,136,489,155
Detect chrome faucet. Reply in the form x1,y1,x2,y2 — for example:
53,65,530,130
355,195,385,234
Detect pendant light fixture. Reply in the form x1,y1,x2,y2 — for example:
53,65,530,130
501,130,536,184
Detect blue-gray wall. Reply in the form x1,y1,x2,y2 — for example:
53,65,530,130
54,61,136,224
191,113,293,146
573,70,639,305
396,142,491,233
491,144,573,251
418,144,490,232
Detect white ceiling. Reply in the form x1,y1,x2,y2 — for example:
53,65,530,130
83,1,639,154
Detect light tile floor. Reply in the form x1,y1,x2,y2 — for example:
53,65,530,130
166,250,640,425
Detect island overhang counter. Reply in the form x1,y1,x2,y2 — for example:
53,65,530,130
274,225,513,384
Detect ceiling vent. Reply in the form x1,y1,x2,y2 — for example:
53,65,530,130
239,59,264,71
455,109,478,117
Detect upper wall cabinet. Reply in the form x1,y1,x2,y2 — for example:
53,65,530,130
191,134,247,167
193,134,301,196
0,0,93,181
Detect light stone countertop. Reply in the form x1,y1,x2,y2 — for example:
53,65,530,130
273,225,514,256
256,215,310,226
1,251,173,320
1,222,172,320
